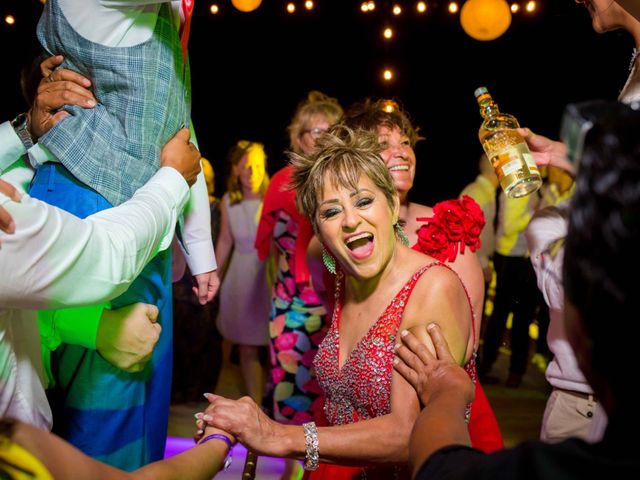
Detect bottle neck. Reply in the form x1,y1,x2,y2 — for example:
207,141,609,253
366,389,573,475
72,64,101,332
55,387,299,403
479,99,500,119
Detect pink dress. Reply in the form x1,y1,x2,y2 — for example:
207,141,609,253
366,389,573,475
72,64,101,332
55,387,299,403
309,263,473,480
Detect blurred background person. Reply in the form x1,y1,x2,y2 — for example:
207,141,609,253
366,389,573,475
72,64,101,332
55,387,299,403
215,140,270,404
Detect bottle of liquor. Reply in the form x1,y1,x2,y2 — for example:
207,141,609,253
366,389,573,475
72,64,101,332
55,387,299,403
474,87,541,198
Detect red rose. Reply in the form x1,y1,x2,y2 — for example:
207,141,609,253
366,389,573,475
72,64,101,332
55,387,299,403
460,195,485,252
433,201,466,242
413,219,459,262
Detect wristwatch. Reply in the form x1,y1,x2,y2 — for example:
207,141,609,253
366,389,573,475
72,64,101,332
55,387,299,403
10,112,34,150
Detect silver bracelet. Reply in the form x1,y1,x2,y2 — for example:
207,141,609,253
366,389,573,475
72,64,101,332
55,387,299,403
302,421,319,471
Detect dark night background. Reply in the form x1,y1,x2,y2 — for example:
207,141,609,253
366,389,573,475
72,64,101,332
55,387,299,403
0,1,633,207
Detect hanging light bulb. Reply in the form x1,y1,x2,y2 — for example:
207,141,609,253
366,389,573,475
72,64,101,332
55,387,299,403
383,27,393,39
209,4,219,14
448,2,459,14
393,5,402,15
231,0,262,12
525,1,536,12
305,0,314,10
368,1,376,11
460,0,512,41
510,3,520,13
417,2,427,13
383,69,393,81
5,15,15,25
286,2,295,13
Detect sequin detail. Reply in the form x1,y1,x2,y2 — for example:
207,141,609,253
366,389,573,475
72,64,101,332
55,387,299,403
315,262,477,427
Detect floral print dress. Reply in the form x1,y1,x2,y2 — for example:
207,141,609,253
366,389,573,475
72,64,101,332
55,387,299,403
267,210,328,424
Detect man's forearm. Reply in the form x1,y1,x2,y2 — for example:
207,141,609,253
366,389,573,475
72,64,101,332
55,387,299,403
0,167,188,309
409,390,471,479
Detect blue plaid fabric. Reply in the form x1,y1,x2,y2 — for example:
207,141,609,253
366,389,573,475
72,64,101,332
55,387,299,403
36,0,190,206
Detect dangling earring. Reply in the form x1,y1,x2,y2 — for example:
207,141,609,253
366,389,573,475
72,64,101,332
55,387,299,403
322,248,337,275
395,223,410,247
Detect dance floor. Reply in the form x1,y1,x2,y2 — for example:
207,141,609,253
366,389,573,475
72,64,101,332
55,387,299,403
165,437,286,479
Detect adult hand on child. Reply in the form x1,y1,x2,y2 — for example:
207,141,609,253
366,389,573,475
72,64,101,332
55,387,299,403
96,303,162,373
160,128,202,187
29,55,97,140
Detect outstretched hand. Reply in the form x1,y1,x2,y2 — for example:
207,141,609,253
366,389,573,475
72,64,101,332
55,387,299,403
195,394,286,458
394,324,474,408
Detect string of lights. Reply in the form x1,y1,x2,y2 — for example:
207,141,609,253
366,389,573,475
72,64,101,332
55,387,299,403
2,1,544,87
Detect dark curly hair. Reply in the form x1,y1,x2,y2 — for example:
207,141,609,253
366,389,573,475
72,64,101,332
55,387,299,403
563,101,640,402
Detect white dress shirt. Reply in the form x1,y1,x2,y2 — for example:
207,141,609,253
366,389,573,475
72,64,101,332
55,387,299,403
526,204,592,393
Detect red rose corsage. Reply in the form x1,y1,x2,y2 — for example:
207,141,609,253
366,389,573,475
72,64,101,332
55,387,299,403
412,195,485,263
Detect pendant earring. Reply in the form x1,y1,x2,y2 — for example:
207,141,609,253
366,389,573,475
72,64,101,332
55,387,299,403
395,223,410,247
322,248,337,275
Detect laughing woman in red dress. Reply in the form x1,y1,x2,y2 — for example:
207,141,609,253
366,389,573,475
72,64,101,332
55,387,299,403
199,126,483,479
343,99,503,453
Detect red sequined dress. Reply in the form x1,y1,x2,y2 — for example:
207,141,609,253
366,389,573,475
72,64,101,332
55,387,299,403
309,263,469,480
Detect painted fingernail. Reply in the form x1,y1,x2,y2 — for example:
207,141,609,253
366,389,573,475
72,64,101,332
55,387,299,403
203,393,212,399
86,99,96,107
400,329,409,337
194,412,203,420
393,343,401,350
393,357,399,365
427,323,437,331
203,414,213,422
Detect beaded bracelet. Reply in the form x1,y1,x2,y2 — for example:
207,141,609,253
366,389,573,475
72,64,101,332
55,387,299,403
199,433,233,470
302,421,319,471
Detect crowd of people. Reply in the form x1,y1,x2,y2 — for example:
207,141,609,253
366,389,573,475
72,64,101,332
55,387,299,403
1,0,640,479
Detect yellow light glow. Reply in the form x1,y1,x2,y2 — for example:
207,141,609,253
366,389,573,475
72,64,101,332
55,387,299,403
510,3,519,13
383,27,393,39
210,4,219,14
417,2,427,13
5,15,15,25
361,2,369,12
526,0,536,12
393,5,402,15
287,2,295,13
448,2,459,14
305,0,314,10
368,1,376,11
383,69,393,81
382,100,397,112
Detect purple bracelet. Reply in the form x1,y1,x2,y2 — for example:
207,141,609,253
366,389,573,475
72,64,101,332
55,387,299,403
199,434,233,469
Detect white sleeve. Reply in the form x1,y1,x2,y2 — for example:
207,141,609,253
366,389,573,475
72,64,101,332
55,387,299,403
0,121,27,175
0,167,188,310
180,167,217,275
526,204,568,311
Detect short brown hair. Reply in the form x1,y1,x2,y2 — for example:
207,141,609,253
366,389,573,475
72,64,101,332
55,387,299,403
289,125,397,231
344,98,423,147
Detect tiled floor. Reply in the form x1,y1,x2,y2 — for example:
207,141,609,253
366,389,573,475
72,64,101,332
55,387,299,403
167,342,551,478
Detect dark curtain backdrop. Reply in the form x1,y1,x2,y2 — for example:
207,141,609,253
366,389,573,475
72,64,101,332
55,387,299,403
1,1,631,206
